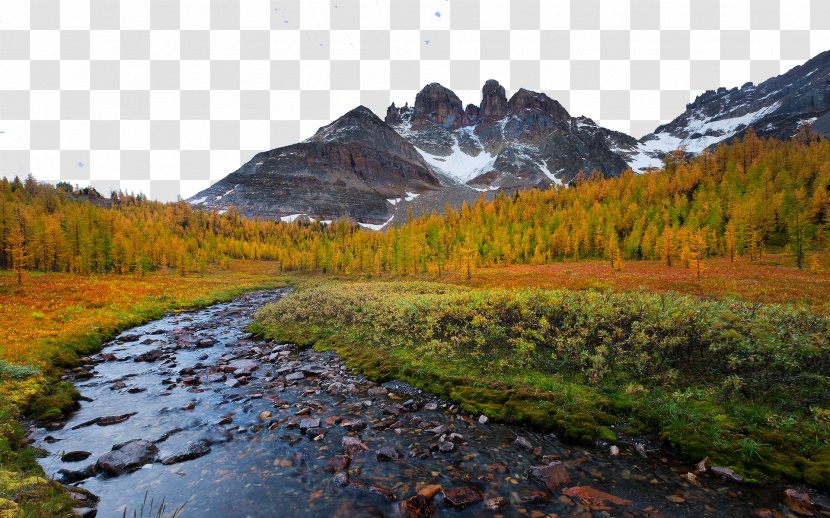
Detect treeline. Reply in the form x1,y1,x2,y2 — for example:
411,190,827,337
2,130,829,279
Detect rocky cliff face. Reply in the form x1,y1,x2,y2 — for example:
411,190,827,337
188,106,439,225
387,80,631,189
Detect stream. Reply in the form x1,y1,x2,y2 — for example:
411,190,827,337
31,289,828,517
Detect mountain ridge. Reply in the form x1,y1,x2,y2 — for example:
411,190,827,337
190,50,830,226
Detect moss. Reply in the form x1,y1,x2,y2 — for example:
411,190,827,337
26,382,80,422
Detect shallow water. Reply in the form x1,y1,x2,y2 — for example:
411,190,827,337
33,289,826,517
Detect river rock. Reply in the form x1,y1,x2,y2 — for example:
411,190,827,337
376,446,401,461
563,486,632,511
134,349,164,362
228,359,258,375
514,436,533,450
298,363,327,376
397,494,436,518
160,440,212,465
520,490,549,505
425,424,451,435
299,418,321,433
285,371,305,382
323,455,351,473
96,439,158,475
61,450,92,462
710,466,744,483
484,496,507,510
67,486,99,511
635,442,648,458
437,441,456,453
529,461,571,490
341,418,367,432
367,387,388,397
442,486,483,509
351,479,397,502
342,435,368,454
202,372,227,383
57,466,95,483
196,338,215,348
97,413,137,426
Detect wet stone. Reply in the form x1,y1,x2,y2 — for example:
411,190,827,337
323,456,351,473
341,418,367,432
515,436,534,450
299,418,321,432
134,349,164,362
161,440,212,465
397,494,436,518
437,440,456,453
710,466,744,483
441,486,484,509
285,372,305,382
375,446,401,461
342,436,368,454
484,496,508,511
58,466,95,483
95,439,158,476
529,461,571,490
521,490,549,505
61,450,92,462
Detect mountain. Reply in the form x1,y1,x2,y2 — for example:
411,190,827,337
627,49,830,165
385,80,634,191
189,106,439,225
190,51,830,225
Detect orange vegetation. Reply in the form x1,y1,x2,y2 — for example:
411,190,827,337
0,260,282,364
440,254,830,308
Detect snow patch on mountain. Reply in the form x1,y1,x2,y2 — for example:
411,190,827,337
414,136,496,184
638,101,783,160
358,215,394,231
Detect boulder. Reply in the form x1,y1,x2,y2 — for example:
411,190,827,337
160,440,212,465
95,439,158,475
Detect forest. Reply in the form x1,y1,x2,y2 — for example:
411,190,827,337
2,130,829,283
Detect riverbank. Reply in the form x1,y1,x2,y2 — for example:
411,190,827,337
31,287,822,517
0,261,286,515
252,280,830,491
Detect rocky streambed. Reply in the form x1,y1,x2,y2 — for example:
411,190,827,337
31,289,829,517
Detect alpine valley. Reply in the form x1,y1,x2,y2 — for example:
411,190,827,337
190,50,830,226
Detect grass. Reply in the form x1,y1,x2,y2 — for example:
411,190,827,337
438,254,830,309
253,280,830,490
0,260,286,515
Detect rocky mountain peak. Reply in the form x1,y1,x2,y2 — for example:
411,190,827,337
412,83,464,129
507,88,570,121
481,79,508,122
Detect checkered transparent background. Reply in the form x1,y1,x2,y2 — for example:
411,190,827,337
1,0,829,201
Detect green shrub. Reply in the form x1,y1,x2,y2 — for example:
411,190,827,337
254,281,830,488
